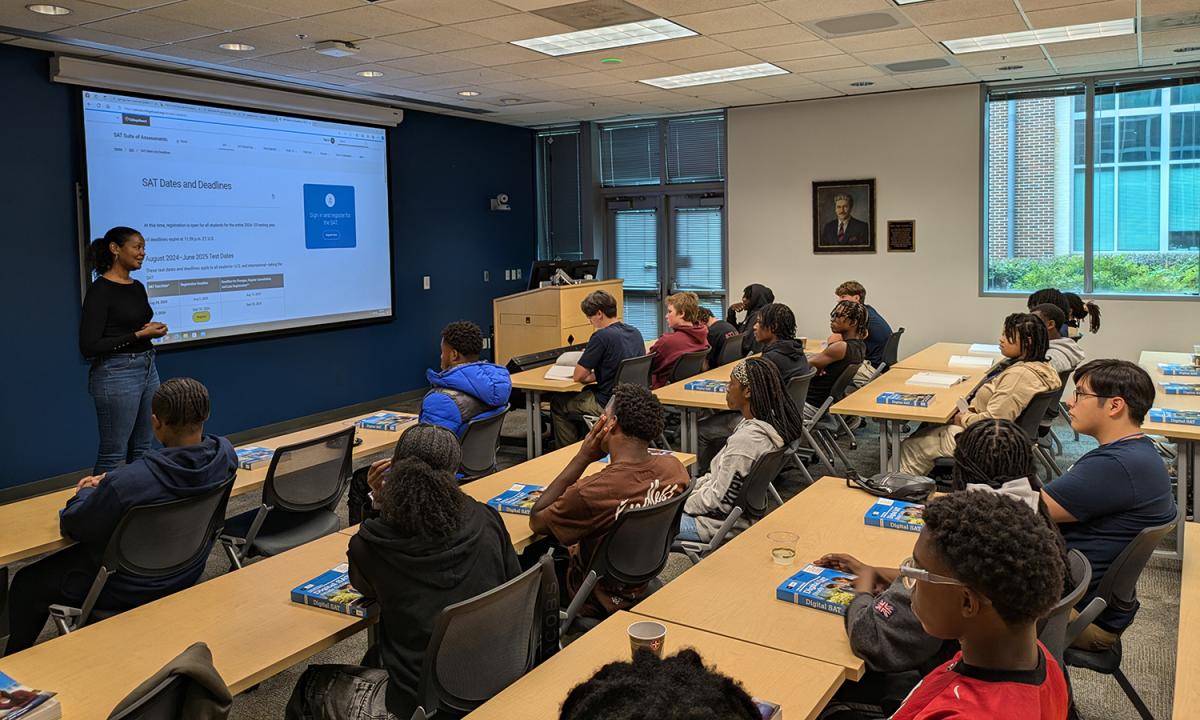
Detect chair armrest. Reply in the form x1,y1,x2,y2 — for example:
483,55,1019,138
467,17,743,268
1066,597,1107,645
560,570,599,636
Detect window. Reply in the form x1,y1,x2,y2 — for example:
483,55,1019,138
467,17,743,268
536,128,584,260
985,76,1200,297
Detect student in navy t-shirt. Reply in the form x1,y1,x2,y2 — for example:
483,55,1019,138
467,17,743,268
1041,359,1176,651
550,290,645,448
827,280,893,370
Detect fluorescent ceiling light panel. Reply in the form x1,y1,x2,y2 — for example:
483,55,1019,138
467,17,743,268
943,18,1135,54
640,63,788,89
512,18,696,57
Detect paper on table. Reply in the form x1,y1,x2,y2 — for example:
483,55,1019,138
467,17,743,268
968,343,1001,355
905,372,968,388
544,350,584,380
949,354,994,369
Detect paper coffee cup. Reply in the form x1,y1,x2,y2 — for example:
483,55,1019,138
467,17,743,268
628,620,667,659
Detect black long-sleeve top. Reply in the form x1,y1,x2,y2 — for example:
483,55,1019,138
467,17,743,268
79,276,154,358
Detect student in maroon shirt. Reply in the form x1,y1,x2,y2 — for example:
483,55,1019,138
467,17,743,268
648,292,709,389
894,491,1069,720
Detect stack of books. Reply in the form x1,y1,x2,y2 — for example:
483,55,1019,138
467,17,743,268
948,354,994,369
1148,408,1200,427
291,564,378,618
968,343,1002,354
876,392,934,407
776,564,858,615
864,498,925,533
235,446,274,471
684,379,728,393
0,671,59,719
1160,382,1200,396
905,372,967,388
487,484,545,515
1159,363,1200,377
356,412,418,432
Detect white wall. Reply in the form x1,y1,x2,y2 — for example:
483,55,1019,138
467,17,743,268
728,84,1197,363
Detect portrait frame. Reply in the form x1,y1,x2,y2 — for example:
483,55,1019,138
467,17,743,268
812,179,876,254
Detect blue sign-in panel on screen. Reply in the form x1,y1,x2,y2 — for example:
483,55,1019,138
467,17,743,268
303,184,357,249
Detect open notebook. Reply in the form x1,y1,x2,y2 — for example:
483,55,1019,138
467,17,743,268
544,351,584,380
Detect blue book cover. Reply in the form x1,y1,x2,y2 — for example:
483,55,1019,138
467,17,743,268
356,412,418,432
1149,408,1200,427
1159,363,1200,377
684,379,728,393
235,446,274,471
864,498,926,533
876,392,934,407
776,564,858,615
0,670,57,719
1160,382,1200,396
487,483,545,515
290,564,378,618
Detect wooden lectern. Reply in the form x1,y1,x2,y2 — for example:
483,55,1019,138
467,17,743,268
492,279,624,367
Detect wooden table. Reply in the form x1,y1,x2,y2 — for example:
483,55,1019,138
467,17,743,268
894,342,1001,372
0,532,368,719
0,410,411,567
632,477,917,681
465,611,844,720
508,365,585,459
1139,351,1200,558
830,367,987,474
1173,522,1200,718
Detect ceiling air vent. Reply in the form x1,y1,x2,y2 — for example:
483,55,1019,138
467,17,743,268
882,57,956,73
533,0,656,30
1142,12,1200,32
804,11,911,38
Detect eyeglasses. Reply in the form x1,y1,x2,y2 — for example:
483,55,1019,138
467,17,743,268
1072,390,1113,402
898,556,965,591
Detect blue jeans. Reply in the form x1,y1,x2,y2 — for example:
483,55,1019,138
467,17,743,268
678,513,702,542
89,351,159,474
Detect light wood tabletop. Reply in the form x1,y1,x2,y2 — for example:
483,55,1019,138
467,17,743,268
0,532,367,719
1139,351,1200,442
508,364,586,393
893,342,1001,372
653,339,823,412
1173,522,1200,718
829,367,987,423
0,410,412,566
631,477,917,681
465,611,844,720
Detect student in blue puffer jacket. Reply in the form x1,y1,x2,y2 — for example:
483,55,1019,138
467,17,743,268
420,321,512,438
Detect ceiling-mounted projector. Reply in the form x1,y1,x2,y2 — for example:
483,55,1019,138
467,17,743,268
315,41,359,58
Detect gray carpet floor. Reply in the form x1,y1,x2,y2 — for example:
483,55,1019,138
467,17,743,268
10,404,1183,719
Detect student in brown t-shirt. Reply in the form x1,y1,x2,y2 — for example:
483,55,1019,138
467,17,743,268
530,383,690,619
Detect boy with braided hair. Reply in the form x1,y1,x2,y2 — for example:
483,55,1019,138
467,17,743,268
4,377,237,654
805,300,868,412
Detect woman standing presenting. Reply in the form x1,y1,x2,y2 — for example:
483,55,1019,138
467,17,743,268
79,227,168,473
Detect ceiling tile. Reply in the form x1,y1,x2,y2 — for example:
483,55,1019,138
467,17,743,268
801,64,886,83
778,54,867,73
148,44,245,65
710,23,819,50
952,45,1049,67
85,0,194,8
837,75,909,93
250,47,364,71
1140,0,1200,14
452,13,574,42
544,72,636,88
1142,27,1200,47
734,73,817,91
896,0,1017,25
81,13,223,43
380,54,481,74
760,83,841,101
338,38,427,63
672,50,763,72
226,0,361,16
971,59,1056,78
1016,0,1099,9
143,0,291,32
671,5,792,35
892,67,979,87
1051,48,1139,68
765,0,891,24
1143,43,1200,60
679,85,777,105
165,30,305,58
380,26,495,53
1043,34,1137,57
1025,0,1136,28
424,66,527,86
751,40,843,62
377,0,516,24
0,3,103,33
303,7,435,39
830,27,933,53
601,61,691,81
55,25,159,49
560,48,661,68
853,43,950,66
442,42,546,66
636,35,733,60
493,57,592,77
482,77,567,94
319,62,416,79
628,0,759,13
224,56,307,74
919,14,1028,42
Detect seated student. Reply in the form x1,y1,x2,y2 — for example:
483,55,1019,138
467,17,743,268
698,306,740,370
4,378,237,655
531,384,689,620
1041,359,1176,651
818,418,1066,718
287,426,521,720
1063,292,1101,339
1026,287,1071,338
899,313,1060,476
560,648,761,720
805,300,868,414
679,358,804,543
648,291,709,389
724,283,774,355
550,290,645,449
420,320,512,437
827,281,893,375
1030,304,1085,375
355,421,468,523
888,491,1069,719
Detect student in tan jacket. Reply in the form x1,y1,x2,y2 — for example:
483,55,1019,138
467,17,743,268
899,314,1060,475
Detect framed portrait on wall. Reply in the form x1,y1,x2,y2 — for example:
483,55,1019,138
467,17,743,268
812,179,875,254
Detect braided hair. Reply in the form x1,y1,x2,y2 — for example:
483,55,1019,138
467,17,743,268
151,377,210,429
1002,312,1049,363
831,300,869,337
756,303,796,341
737,358,803,444
1026,288,1069,317
378,457,468,539
1063,292,1101,334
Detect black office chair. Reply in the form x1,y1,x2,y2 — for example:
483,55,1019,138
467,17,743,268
1063,509,1181,720
560,485,692,635
931,387,1061,481
717,336,745,367
220,425,355,570
458,405,510,482
807,363,863,474
670,350,709,383
48,477,235,635
783,369,819,485
1034,374,1071,479
674,446,789,564
614,352,656,389
1038,549,1095,669
107,642,232,720
879,327,905,370
412,555,556,717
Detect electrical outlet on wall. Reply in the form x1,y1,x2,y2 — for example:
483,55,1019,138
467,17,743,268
423,275,430,290
483,270,489,282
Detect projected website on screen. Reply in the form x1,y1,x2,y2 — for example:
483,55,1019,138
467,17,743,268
82,90,392,348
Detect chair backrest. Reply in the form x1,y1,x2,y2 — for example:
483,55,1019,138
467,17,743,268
1013,388,1063,441
785,368,818,414
419,555,553,714
459,405,510,478
1043,370,1071,421
263,425,356,513
717,335,745,366
615,353,655,390
670,350,709,383
1039,549,1092,667
108,642,231,720
880,327,905,369
109,674,191,720
1092,507,1181,610
105,475,235,579
589,484,692,587
828,362,863,403
733,446,790,520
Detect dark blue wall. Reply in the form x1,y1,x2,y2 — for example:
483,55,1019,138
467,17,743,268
0,45,535,490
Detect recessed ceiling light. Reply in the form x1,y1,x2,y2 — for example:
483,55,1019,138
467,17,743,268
512,18,696,57
219,42,255,52
26,4,70,14
640,62,789,89
498,98,522,104
997,64,1024,70
943,18,1135,54
457,90,481,97
600,57,623,64
356,70,384,78
1174,46,1200,53
849,81,875,87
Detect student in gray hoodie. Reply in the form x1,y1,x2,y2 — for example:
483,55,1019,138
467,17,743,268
1032,304,1086,375
679,358,804,542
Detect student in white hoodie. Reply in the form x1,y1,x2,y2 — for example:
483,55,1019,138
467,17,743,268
678,358,805,542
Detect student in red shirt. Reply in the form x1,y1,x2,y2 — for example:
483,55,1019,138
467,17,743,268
648,291,709,389
894,490,1069,720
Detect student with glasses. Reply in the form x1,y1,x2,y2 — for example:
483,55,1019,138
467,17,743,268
1040,359,1176,652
